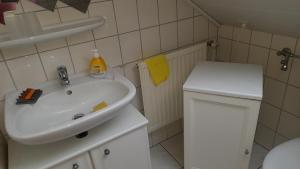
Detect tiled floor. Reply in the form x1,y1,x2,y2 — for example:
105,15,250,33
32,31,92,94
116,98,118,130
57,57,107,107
150,133,269,169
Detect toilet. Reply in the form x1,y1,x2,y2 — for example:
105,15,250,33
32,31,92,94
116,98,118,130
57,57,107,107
263,137,300,169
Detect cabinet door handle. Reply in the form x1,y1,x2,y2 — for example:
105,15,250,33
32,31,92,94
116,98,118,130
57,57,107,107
244,149,250,155
104,149,110,155
72,163,79,169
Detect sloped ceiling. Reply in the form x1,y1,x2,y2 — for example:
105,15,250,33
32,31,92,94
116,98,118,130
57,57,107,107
186,0,300,37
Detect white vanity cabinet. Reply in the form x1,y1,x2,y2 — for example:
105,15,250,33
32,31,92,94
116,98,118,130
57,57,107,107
8,105,151,169
183,62,263,169
90,127,151,169
50,153,93,169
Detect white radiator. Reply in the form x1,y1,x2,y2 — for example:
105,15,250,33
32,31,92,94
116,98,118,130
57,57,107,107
138,43,207,132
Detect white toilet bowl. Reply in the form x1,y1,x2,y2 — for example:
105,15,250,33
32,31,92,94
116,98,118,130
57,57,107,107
263,137,300,169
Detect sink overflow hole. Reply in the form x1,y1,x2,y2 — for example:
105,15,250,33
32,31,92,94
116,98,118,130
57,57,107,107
66,90,72,95
72,113,89,139
73,113,85,120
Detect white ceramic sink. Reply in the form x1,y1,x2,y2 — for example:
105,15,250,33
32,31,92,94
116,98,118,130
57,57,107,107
5,73,136,145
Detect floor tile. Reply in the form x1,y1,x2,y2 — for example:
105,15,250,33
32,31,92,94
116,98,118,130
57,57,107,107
249,143,269,169
150,144,181,169
161,134,184,166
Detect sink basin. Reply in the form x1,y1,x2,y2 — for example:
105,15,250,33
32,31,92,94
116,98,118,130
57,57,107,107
5,73,136,145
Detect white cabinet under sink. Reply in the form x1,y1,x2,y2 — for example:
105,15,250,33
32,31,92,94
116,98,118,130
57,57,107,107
91,127,151,169
8,105,151,169
50,153,93,169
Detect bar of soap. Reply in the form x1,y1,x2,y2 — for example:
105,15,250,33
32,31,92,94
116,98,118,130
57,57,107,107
92,101,108,112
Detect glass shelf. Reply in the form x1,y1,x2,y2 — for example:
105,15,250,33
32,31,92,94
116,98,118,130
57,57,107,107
0,14,105,48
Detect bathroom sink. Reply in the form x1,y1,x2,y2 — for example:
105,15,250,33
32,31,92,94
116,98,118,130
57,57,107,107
4,73,136,145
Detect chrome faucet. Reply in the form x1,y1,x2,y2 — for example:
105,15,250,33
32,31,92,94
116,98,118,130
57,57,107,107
57,65,70,87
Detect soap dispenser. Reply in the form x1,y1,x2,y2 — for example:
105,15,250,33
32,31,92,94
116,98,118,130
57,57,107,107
89,49,107,78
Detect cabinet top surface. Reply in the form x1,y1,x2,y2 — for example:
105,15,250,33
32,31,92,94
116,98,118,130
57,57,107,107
8,105,148,169
183,61,263,100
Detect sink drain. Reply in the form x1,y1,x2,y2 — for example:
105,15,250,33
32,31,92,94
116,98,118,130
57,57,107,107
73,113,88,139
66,90,72,95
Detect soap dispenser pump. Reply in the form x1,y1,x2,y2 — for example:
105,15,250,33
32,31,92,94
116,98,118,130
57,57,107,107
89,49,107,77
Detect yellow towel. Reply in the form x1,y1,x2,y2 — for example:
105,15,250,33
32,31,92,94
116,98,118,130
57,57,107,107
145,54,169,86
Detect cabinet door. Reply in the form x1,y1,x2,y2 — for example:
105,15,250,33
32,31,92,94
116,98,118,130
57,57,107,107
184,91,261,169
50,153,93,169
90,127,151,169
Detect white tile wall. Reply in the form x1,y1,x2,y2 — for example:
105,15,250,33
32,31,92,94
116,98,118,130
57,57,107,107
137,0,159,29
119,31,142,63
141,27,161,58
160,22,178,52
0,1,217,149
113,0,139,33
7,55,47,89
178,18,193,47
40,48,74,80
217,25,300,150
158,0,177,24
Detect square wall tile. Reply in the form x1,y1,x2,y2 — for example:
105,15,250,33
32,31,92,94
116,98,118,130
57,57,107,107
7,55,47,89
137,0,159,29
178,18,194,47
177,0,193,20
251,31,272,48
40,48,74,80
0,62,15,100
141,26,161,58
278,112,300,139
112,66,124,76
2,45,37,60
258,103,280,130
113,0,139,34
158,0,177,24
124,61,140,87
66,31,94,45
266,50,291,82
271,34,297,51
119,31,142,64
36,38,67,52
288,59,300,87
263,78,286,108
59,7,88,22
233,27,251,43
216,38,231,62
208,22,218,39
283,85,300,117
160,22,178,52
36,9,61,26
69,41,96,73
95,36,122,67
255,124,275,149
230,42,249,63
218,25,233,39
248,46,269,73
89,1,118,39
194,16,208,43
273,134,288,147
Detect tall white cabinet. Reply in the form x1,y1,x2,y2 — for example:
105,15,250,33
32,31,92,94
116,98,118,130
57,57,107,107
183,62,263,169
